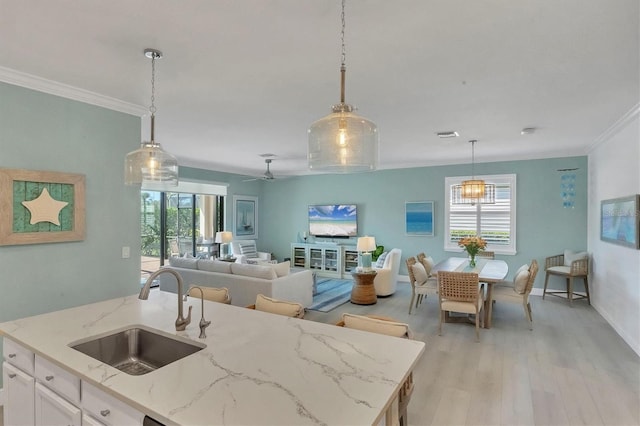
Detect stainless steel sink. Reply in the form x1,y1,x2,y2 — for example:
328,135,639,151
69,326,206,376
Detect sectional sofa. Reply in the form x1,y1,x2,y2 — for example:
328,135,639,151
158,257,314,308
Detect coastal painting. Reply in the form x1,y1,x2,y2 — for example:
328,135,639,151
234,195,258,239
308,204,357,238
405,201,434,236
601,195,639,249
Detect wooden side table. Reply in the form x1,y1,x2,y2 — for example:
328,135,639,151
350,271,378,305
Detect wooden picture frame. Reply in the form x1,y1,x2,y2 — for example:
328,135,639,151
600,194,640,249
405,201,434,236
0,168,85,246
233,195,258,240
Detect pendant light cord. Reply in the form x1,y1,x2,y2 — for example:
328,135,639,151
149,52,158,143
470,139,477,179
339,0,346,104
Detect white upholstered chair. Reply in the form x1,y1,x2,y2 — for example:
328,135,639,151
438,271,484,341
406,256,437,314
371,248,402,296
229,240,272,264
492,259,539,329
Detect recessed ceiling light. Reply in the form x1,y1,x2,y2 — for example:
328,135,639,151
437,131,459,138
521,127,536,135
259,153,277,158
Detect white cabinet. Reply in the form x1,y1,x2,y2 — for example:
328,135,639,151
82,414,107,426
2,362,35,426
35,382,81,426
343,248,359,275
82,381,144,425
291,243,358,278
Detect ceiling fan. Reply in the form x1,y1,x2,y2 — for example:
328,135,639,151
243,159,276,181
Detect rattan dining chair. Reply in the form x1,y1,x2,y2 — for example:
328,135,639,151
492,259,539,329
543,251,590,306
407,256,437,314
438,271,484,341
246,294,305,318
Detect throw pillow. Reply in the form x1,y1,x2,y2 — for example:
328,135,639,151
168,257,198,269
564,249,588,266
231,263,277,280
419,255,435,276
375,252,388,268
342,314,411,338
255,294,304,318
411,262,429,285
197,259,232,274
514,269,530,294
272,260,290,278
239,242,258,258
515,263,529,276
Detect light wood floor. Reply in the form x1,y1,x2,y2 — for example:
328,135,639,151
304,283,640,426
2,284,638,426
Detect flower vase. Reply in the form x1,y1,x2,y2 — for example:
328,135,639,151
469,255,476,268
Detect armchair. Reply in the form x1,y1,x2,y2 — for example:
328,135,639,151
229,240,272,264
543,250,590,306
371,248,402,296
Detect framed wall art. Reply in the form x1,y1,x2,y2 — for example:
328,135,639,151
405,201,434,236
0,168,85,246
233,195,258,240
600,194,639,249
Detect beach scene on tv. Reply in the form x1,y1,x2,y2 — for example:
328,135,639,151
309,204,357,237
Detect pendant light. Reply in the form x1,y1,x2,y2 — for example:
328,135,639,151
308,0,378,173
452,140,495,204
124,48,178,186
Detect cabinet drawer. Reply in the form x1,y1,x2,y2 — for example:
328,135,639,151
3,338,35,375
35,382,82,426
35,355,80,405
82,381,144,426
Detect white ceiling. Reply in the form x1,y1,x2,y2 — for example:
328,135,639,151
1,0,638,178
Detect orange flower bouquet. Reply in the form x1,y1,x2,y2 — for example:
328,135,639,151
458,236,487,267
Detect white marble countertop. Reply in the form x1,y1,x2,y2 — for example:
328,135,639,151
0,290,425,425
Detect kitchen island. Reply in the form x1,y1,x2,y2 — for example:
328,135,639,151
1,290,424,425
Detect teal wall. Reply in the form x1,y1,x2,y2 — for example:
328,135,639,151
259,156,588,288
0,83,141,386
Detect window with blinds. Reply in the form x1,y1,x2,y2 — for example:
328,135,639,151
444,174,517,255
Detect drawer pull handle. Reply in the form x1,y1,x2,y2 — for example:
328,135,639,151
8,373,16,379
100,409,110,417
45,375,54,381
8,353,16,358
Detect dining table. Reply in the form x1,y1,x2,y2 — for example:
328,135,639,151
431,257,509,328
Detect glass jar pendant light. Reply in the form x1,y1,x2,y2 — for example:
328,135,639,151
452,140,495,204
124,48,178,186
308,0,378,173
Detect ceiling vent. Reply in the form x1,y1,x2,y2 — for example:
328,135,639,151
437,131,459,139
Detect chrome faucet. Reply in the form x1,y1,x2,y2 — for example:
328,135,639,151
186,286,212,339
139,269,192,331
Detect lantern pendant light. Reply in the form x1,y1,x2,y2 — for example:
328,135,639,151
452,140,495,205
124,48,178,186
308,0,378,173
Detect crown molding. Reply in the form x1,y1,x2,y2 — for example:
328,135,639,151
0,66,147,117
588,102,640,152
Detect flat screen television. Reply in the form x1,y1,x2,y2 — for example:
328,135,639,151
308,204,357,238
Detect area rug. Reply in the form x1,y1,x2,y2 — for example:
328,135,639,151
308,278,353,312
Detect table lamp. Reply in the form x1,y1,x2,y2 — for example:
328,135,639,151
357,236,376,272
215,231,233,258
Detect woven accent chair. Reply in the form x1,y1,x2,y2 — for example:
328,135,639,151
187,286,231,304
476,251,495,259
335,314,414,426
437,271,484,341
543,251,590,306
492,260,539,329
406,256,437,314
246,294,305,318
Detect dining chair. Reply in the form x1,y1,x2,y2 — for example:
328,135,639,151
476,251,495,259
187,285,231,304
543,250,590,306
437,271,484,341
492,259,539,329
406,256,437,314
246,294,305,318
335,313,414,425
